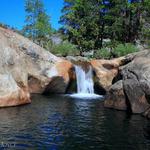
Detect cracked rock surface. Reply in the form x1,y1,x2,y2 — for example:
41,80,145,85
105,50,150,117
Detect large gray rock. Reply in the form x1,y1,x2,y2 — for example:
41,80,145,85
0,27,72,107
104,50,150,116
0,74,30,107
121,51,150,114
104,80,127,111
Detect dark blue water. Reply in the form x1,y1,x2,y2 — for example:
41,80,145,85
0,94,150,150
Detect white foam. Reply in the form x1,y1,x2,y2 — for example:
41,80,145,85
70,93,103,99
68,65,103,99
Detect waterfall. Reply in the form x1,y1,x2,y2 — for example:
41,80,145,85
70,64,102,99
75,65,94,94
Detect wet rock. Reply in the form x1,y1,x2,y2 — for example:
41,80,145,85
143,108,150,119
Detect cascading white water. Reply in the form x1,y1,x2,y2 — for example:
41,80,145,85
70,65,102,99
75,65,94,94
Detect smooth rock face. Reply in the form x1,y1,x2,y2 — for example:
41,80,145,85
90,57,124,91
104,80,127,111
0,74,30,107
90,54,136,93
44,60,73,94
0,27,72,107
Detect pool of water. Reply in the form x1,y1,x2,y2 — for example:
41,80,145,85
0,94,150,149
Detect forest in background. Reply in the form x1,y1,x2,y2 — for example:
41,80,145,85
0,0,150,59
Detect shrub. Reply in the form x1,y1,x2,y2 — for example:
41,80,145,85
0,23,9,29
93,43,138,59
51,41,79,56
44,40,53,50
113,43,138,57
141,26,150,48
94,48,111,59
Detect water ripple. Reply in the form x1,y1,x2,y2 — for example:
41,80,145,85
0,95,149,149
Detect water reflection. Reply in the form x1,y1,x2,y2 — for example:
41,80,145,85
0,94,149,149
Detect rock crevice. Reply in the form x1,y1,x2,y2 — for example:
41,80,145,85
104,50,150,118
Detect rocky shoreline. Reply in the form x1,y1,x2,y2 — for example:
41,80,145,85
104,50,150,119
0,26,150,119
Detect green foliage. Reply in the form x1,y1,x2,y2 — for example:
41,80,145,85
50,41,79,57
103,40,121,49
94,48,111,59
23,0,51,48
93,43,138,59
0,22,22,34
113,43,138,57
140,0,150,47
60,0,147,55
141,27,150,47
60,0,106,52
0,23,10,29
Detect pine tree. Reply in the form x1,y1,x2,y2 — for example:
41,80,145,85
60,0,107,53
141,0,150,46
23,0,36,39
60,0,148,54
107,0,142,43
23,0,51,47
